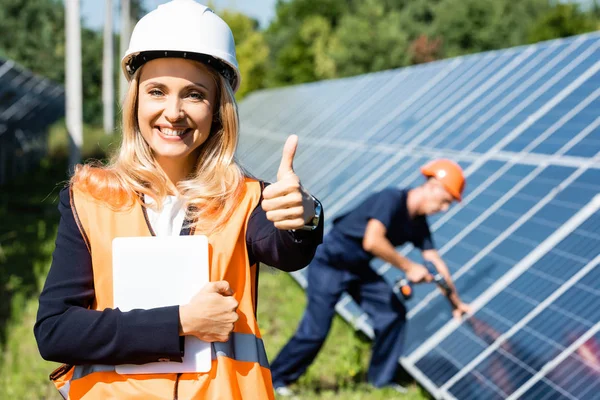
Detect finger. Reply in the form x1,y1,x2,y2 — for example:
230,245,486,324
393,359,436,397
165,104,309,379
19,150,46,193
228,297,239,312
265,206,305,223
262,180,301,201
277,135,298,181
273,218,306,231
262,192,303,212
205,281,233,296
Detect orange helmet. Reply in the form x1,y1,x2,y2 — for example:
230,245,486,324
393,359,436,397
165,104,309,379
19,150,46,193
421,159,465,201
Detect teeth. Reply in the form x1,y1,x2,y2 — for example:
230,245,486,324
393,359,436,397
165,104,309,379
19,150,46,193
161,128,187,136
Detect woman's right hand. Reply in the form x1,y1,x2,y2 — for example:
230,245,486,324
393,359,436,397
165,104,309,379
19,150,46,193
178,281,239,342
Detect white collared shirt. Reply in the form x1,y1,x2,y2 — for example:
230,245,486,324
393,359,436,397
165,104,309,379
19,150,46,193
144,195,187,236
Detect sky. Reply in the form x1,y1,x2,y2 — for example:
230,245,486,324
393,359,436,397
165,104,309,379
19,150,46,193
80,0,277,31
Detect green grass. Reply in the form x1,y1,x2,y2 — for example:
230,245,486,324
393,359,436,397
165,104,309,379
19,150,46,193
258,267,431,399
47,120,122,160
0,122,120,399
0,156,68,399
0,123,430,399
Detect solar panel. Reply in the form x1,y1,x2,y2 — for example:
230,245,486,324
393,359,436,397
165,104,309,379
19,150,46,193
236,31,600,399
0,58,65,185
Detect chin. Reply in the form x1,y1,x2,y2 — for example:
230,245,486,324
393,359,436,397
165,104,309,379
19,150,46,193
154,150,195,161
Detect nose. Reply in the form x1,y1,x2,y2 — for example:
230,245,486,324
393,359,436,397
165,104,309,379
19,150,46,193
440,203,450,212
164,97,184,122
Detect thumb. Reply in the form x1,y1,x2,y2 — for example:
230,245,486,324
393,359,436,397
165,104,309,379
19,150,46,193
277,135,298,181
203,281,233,296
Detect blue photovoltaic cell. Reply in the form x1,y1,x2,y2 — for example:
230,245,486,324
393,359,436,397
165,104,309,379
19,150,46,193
472,39,600,153
433,43,569,151
447,265,600,400
520,332,600,400
236,32,600,400
564,120,600,158
371,55,491,144
502,70,600,154
415,211,600,390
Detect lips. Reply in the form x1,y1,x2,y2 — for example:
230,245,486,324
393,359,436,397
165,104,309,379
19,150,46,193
155,126,192,140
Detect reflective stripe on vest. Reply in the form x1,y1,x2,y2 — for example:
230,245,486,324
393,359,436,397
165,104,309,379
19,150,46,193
57,382,70,400
213,331,269,369
72,332,268,380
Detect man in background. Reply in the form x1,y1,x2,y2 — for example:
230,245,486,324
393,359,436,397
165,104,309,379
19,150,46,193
271,159,472,396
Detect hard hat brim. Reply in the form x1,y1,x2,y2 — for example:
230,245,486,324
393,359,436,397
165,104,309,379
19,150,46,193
122,50,240,93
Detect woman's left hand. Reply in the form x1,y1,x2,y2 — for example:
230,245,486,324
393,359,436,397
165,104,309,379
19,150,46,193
261,135,316,231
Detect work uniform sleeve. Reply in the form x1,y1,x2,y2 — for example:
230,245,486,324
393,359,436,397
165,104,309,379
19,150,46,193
246,183,323,272
413,216,435,250
34,188,184,366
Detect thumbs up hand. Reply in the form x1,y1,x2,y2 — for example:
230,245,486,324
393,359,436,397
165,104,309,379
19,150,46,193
261,135,316,231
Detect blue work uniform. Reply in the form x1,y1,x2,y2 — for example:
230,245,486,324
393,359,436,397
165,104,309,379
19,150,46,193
270,187,433,389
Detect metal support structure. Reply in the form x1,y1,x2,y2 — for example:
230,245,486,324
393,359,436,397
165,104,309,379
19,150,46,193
119,0,131,102
65,0,83,169
103,0,115,134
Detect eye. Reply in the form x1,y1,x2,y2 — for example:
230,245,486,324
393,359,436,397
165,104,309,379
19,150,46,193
148,88,164,97
187,91,205,101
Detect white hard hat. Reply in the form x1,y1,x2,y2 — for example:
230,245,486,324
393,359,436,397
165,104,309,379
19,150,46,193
121,0,241,92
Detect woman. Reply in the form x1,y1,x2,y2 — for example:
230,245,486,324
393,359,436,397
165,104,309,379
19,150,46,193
34,1,323,399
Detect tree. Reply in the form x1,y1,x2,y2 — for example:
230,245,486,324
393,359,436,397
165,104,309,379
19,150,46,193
0,0,66,84
325,0,409,78
527,3,599,43
0,0,109,126
265,0,349,85
220,11,270,99
409,35,443,64
431,0,552,57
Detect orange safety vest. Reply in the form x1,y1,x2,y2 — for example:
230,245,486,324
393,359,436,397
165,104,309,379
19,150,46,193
50,178,274,400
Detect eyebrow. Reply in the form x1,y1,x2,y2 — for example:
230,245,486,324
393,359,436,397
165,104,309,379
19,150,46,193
144,81,210,91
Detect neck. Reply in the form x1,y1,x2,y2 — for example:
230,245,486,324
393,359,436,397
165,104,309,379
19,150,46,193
156,156,196,194
406,188,423,218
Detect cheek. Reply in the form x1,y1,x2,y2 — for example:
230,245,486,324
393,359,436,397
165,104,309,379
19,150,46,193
137,101,162,128
191,108,214,130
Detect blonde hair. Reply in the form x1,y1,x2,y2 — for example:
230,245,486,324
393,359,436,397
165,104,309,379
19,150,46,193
72,61,245,234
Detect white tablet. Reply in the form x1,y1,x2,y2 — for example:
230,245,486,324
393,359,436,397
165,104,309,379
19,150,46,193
112,235,211,374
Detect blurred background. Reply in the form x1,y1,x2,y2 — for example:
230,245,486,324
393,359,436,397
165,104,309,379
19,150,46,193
1,0,599,399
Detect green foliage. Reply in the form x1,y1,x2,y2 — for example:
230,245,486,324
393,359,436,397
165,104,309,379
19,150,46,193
0,0,106,126
220,11,270,99
0,0,66,83
0,0,146,127
265,0,350,85
47,120,122,160
264,0,600,84
0,124,122,399
0,154,67,399
432,0,553,57
326,0,409,78
527,3,599,43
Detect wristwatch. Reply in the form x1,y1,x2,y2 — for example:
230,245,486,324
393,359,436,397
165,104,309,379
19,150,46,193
300,196,322,231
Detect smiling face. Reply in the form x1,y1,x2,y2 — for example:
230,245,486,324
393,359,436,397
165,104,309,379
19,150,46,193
137,58,218,175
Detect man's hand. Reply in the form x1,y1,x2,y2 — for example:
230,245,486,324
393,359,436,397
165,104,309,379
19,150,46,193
405,262,433,283
261,135,316,230
451,301,472,320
